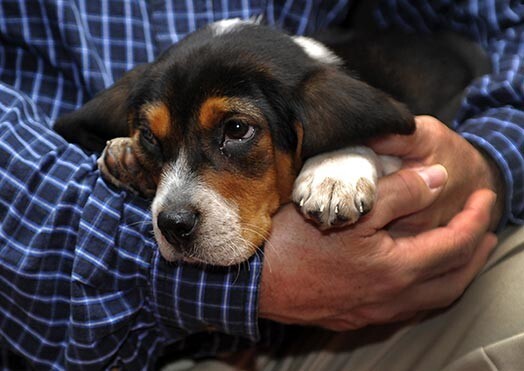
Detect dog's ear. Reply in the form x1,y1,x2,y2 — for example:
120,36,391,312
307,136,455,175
54,64,149,152
296,67,415,159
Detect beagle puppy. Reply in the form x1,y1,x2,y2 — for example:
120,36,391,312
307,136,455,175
55,19,489,266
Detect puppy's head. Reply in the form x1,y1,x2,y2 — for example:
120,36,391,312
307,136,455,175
55,19,414,265
142,96,298,265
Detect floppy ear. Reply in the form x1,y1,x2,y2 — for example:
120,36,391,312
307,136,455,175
54,64,149,152
296,66,415,159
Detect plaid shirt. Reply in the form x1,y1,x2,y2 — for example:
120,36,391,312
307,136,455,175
0,0,522,369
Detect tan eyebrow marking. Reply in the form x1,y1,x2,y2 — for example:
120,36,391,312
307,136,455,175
199,96,230,130
198,96,266,131
144,102,171,140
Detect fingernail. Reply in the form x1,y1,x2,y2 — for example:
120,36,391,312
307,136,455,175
414,164,448,190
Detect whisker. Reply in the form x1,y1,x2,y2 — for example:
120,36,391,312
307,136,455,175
127,220,153,228
233,261,242,284
232,230,274,274
241,225,279,263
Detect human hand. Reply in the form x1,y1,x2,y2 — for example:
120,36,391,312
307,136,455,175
259,166,497,330
369,115,505,234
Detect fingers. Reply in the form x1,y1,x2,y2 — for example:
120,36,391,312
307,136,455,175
347,232,497,328
363,164,448,231
395,189,496,280
351,190,496,327
301,189,497,332
391,232,497,315
368,115,444,158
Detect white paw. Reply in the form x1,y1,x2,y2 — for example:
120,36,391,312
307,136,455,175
292,146,380,229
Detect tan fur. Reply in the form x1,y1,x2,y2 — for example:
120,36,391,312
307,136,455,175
202,134,280,248
274,149,297,203
144,102,171,140
199,96,267,131
199,97,229,130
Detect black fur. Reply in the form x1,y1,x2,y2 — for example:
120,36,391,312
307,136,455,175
54,22,489,163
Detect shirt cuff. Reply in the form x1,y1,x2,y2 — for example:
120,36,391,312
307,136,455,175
457,113,524,227
151,248,264,343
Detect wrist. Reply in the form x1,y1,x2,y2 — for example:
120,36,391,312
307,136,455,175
258,205,327,324
474,146,506,230
258,222,299,324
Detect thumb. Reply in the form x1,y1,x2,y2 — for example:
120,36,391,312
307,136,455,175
368,115,439,158
363,164,448,230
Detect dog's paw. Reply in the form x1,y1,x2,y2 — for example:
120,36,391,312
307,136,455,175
97,137,156,198
292,147,379,229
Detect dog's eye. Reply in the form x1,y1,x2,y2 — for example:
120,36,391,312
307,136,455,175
138,125,163,160
220,119,257,157
223,120,255,142
140,127,157,145
140,126,158,146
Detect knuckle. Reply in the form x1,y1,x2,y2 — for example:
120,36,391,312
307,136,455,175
431,124,446,142
382,253,416,291
397,269,417,290
377,273,411,298
452,235,476,266
455,246,474,267
394,170,434,209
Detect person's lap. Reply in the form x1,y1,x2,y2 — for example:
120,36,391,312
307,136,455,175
164,225,524,371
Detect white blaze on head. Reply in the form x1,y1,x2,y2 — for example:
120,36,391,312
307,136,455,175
292,36,342,65
211,18,259,36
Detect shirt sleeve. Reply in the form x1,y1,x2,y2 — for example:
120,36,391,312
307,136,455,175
375,0,524,226
0,2,294,369
0,82,266,369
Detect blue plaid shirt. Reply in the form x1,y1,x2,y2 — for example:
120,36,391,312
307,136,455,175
0,0,523,369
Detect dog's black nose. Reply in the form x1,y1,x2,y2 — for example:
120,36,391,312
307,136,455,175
157,208,199,246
